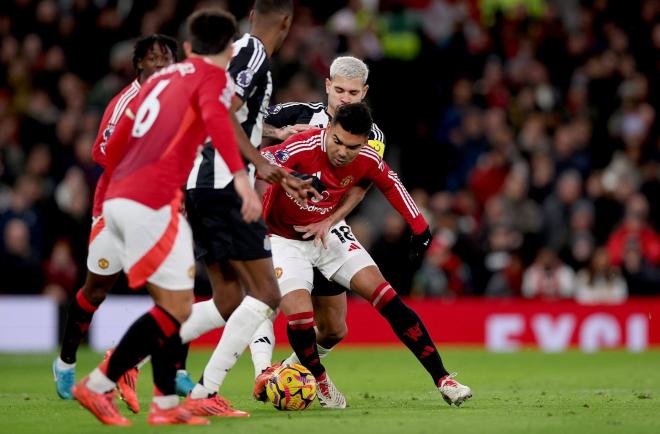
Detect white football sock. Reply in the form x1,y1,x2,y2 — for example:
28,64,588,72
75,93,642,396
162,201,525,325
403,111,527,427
249,319,275,378
283,343,333,366
180,299,226,344
190,383,215,399
201,296,273,392
87,367,115,393
57,358,75,370
152,395,178,410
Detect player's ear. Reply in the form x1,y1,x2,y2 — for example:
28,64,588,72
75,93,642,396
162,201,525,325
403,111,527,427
183,41,193,57
362,84,369,99
325,78,331,95
282,14,292,31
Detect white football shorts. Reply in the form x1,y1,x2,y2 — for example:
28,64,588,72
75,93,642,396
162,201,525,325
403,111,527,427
270,220,376,296
102,196,195,291
86,216,123,276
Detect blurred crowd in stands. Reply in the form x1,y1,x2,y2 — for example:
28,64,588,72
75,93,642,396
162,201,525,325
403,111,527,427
0,0,658,304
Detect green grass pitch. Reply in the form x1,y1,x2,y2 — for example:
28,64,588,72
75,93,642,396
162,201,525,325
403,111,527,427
1,347,659,434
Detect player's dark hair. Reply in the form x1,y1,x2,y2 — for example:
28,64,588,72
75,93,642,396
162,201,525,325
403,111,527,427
255,0,293,15
132,34,179,72
187,8,237,55
333,102,373,137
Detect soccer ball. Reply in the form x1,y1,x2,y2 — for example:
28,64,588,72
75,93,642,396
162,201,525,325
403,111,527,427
265,363,317,411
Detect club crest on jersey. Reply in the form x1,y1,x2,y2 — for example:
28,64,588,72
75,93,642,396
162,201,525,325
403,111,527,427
267,104,282,115
236,69,254,88
275,149,290,163
98,258,109,270
341,176,354,187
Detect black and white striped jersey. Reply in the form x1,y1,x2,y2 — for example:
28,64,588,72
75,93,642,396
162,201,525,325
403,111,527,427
264,101,386,157
187,33,272,190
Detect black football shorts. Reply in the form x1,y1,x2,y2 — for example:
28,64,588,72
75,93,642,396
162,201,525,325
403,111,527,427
184,185,272,262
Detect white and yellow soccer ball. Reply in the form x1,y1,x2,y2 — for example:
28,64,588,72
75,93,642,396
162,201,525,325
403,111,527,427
265,363,317,411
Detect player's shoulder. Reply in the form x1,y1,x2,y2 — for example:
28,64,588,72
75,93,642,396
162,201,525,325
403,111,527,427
231,33,269,70
357,142,385,170
283,127,323,148
369,122,385,142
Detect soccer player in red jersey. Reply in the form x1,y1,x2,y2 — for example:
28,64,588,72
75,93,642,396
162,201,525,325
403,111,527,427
71,9,262,426
254,103,473,408
53,35,178,410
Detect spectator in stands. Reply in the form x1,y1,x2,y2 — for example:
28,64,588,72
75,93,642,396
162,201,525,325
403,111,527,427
522,248,575,299
607,193,660,267
0,218,42,293
575,247,627,305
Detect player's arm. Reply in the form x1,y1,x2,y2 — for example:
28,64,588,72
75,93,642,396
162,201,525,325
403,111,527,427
293,184,367,248
369,160,432,259
263,104,313,141
198,72,260,223
101,107,135,175
228,95,286,184
91,103,116,167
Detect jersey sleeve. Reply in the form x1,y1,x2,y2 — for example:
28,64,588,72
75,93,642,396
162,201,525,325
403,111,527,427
228,38,269,102
264,103,303,128
91,100,117,167
367,157,428,235
102,108,134,174
198,69,245,174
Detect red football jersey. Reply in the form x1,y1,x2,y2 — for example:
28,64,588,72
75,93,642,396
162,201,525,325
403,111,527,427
261,128,428,240
103,57,244,209
90,80,140,216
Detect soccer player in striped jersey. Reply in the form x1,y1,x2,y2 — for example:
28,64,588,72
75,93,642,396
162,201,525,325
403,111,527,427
250,56,387,381
255,103,472,408
53,34,178,411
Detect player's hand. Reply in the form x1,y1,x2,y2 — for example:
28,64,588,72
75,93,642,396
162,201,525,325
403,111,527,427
290,172,327,199
277,124,313,141
280,175,314,206
233,171,262,223
256,163,287,184
294,218,334,249
409,227,432,261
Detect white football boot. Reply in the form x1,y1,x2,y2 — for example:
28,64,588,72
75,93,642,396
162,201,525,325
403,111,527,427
316,372,347,409
438,373,472,406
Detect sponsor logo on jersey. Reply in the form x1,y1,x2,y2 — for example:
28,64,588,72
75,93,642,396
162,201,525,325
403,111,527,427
275,267,283,278
275,149,290,163
267,104,282,115
236,69,255,87
98,258,109,270
340,176,354,187
310,190,331,204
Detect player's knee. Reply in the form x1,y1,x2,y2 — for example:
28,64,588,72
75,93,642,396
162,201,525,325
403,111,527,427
213,291,241,320
249,276,281,310
318,321,347,344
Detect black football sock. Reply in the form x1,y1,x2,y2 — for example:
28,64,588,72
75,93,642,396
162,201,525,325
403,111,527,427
370,282,450,385
60,288,101,364
105,305,181,396
174,342,190,371
151,330,184,396
286,312,325,379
